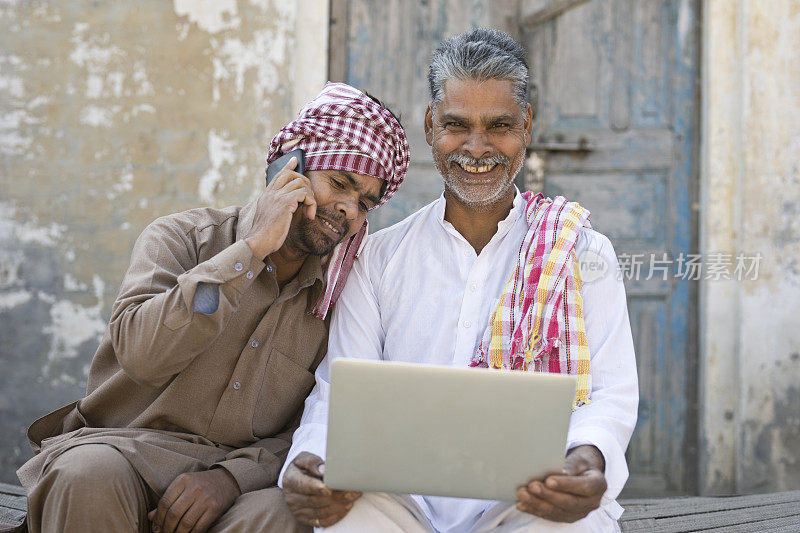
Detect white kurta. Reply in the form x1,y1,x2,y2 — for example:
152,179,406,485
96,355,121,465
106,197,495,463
280,191,639,533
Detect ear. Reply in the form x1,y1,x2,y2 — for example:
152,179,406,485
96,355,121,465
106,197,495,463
523,102,533,146
424,104,434,146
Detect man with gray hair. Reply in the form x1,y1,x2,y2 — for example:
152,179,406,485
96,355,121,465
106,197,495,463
281,28,638,532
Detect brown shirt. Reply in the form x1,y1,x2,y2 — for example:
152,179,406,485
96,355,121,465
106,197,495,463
23,200,328,493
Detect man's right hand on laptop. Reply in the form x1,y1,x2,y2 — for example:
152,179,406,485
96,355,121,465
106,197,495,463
283,452,362,527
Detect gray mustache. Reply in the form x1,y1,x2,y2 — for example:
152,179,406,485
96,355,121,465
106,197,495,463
446,153,510,166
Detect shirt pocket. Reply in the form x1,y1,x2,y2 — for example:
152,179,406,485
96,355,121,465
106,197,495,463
252,347,316,438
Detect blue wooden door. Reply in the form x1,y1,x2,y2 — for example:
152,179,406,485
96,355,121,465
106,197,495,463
522,0,699,495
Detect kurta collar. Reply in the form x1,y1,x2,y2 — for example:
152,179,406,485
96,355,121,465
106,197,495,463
434,187,526,236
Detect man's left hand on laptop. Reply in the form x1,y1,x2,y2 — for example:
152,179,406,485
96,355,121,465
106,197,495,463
516,445,607,523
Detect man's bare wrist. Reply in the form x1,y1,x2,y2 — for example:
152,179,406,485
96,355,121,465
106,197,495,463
567,444,606,472
245,236,274,261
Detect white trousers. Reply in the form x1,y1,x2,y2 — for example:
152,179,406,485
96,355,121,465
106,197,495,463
318,493,621,533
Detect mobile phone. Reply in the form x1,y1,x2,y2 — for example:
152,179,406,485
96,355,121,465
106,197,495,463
266,148,305,185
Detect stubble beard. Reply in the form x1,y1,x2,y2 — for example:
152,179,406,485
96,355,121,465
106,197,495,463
287,209,347,257
434,149,526,209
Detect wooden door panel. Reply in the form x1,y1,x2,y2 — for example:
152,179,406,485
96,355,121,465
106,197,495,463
545,171,668,246
524,0,699,495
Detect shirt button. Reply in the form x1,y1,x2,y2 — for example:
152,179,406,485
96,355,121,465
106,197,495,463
251,339,259,348
234,262,243,272
266,265,273,273
470,283,478,292
233,381,241,390
463,320,471,328
246,270,254,279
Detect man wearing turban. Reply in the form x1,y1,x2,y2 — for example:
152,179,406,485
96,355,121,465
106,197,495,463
16,82,409,533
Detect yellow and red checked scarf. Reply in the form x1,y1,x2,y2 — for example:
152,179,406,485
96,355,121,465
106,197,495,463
469,192,592,409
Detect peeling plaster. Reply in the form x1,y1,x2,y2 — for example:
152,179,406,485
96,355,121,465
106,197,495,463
0,109,34,155
63,273,88,292
173,0,241,34
0,202,66,247
79,105,118,128
132,62,154,96
112,167,134,195
69,26,125,70
0,290,32,311
211,28,286,102
131,103,156,116
43,299,106,366
43,275,106,369
0,250,25,289
198,129,237,203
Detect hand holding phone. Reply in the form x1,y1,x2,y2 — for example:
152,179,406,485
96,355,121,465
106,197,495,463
266,148,305,185
246,149,316,260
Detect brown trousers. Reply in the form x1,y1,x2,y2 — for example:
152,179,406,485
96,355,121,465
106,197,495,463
25,444,309,533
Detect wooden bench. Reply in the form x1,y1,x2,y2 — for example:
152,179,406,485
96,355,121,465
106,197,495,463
2,481,799,531
0,483,25,532
619,491,800,532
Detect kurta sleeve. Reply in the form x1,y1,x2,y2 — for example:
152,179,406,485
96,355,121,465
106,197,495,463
565,230,639,517
278,245,384,486
109,216,265,387
212,425,296,493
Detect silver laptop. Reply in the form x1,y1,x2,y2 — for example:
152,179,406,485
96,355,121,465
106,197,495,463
323,359,576,501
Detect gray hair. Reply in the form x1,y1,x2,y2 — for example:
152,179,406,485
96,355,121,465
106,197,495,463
428,28,529,110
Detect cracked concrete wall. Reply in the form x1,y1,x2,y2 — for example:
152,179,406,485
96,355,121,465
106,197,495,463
0,0,328,483
701,0,800,494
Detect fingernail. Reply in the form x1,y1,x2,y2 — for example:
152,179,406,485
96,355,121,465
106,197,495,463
318,464,325,475
532,484,542,495
547,478,557,488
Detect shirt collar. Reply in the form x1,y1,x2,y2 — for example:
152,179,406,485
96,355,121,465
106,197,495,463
435,186,526,232
299,254,325,286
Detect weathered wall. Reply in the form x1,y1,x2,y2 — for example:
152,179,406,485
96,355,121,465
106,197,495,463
700,0,800,494
0,0,328,484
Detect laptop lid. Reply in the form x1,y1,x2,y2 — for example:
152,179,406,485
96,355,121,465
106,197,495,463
323,359,576,501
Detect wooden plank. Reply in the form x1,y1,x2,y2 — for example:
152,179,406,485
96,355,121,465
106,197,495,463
621,502,800,532
0,482,26,531
0,485,23,498
620,490,800,519
701,515,800,533
0,493,24,513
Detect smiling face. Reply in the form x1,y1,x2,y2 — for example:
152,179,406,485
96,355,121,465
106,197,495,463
425,78,532,209
287,169,383,256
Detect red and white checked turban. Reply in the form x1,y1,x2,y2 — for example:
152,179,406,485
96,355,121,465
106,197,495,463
266,82,410,319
